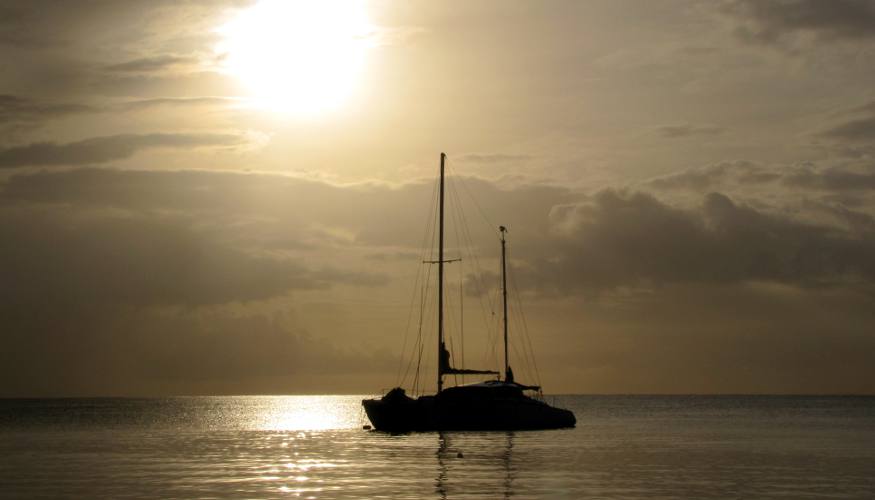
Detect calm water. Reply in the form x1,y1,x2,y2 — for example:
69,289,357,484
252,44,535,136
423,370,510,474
1,395,873,499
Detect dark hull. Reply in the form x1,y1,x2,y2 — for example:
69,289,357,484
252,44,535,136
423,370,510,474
362,386,576,432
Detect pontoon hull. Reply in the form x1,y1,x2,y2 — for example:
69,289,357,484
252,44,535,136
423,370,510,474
362,386,576,432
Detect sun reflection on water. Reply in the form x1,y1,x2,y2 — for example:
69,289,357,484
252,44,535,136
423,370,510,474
246,395,362,431
236,396,360,496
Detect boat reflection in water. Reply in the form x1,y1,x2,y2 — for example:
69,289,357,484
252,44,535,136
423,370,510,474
435,431,516,500
363,153,575,431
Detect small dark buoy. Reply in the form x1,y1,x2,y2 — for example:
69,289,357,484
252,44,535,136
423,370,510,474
457,451,463,458
363,424,372,430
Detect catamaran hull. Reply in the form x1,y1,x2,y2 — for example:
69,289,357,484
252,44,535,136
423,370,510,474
362,391,576,432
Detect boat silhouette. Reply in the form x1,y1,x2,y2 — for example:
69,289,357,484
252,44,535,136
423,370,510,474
362,153,576,432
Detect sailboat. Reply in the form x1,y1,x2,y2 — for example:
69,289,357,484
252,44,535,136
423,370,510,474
362,153,576,432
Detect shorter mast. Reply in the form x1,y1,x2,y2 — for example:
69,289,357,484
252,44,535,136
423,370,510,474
438,152,446,393
500,225,509,381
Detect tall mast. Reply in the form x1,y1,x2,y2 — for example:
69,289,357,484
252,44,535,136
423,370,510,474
500,225,509,381
438,152,446,393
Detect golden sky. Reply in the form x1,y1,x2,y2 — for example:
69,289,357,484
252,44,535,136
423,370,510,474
1,0,875,396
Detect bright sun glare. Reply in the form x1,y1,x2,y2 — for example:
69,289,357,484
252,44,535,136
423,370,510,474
217,0,373,116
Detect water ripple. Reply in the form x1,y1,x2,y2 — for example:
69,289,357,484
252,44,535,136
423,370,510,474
1,395,873,498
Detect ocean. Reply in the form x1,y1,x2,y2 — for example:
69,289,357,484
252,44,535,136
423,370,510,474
1,395,873,499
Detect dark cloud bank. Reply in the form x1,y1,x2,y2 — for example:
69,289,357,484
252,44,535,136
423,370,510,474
1,167,874,395
725,0,875,43
0,133,246,168
539,189,875,292
0,94,95,123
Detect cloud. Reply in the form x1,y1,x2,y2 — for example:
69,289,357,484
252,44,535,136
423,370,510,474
801,198,875,233
0,94,96,125
850,100,875,115
0,94,93,145
807,100,875,158
532,189,875,293
0,94,235,129
648,160,875,195
0,133,247,168
0,168,390,303
655,123,724,139
0,0,240,49
105,55,197,73
0,3,61,48
0,207,384,309
725,0,875,43
458,153,534,164
784,168,875,191
819,114,875,142
120,96,239,110
646,161,779,190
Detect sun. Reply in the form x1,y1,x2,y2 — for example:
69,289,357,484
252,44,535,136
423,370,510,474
216,0,374,116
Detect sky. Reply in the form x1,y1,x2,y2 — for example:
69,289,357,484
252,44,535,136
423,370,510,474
1,0,874,396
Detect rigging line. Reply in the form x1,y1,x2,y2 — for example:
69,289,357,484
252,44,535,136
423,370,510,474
448,162,501,239
416,267,439,394
448,335,458,387
457,199,501,337
401,196,438,389
508,287,535,385
400,264,429,388
415,175,442,388
490,287,502,368
509,299,536,385
517,294,541,387
447,160,512,375
444,277,460,363
395,247,426,385
448,159,516,377
448,169,492,383
459,264,464,383
447,174,468,375
411,298,431,394
456,203,497,372
399,182,440,388
501,251,535,382
412,341,423,395
410,335,419,394
413,287,433,397
419,265,435,366
509,333,531,382
447,174,500,371
397,173,441,386
481,291,498,370
447,172,464,260
448,172,491,286
419,280,438,395
509,267,542,386
450,172,498,375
